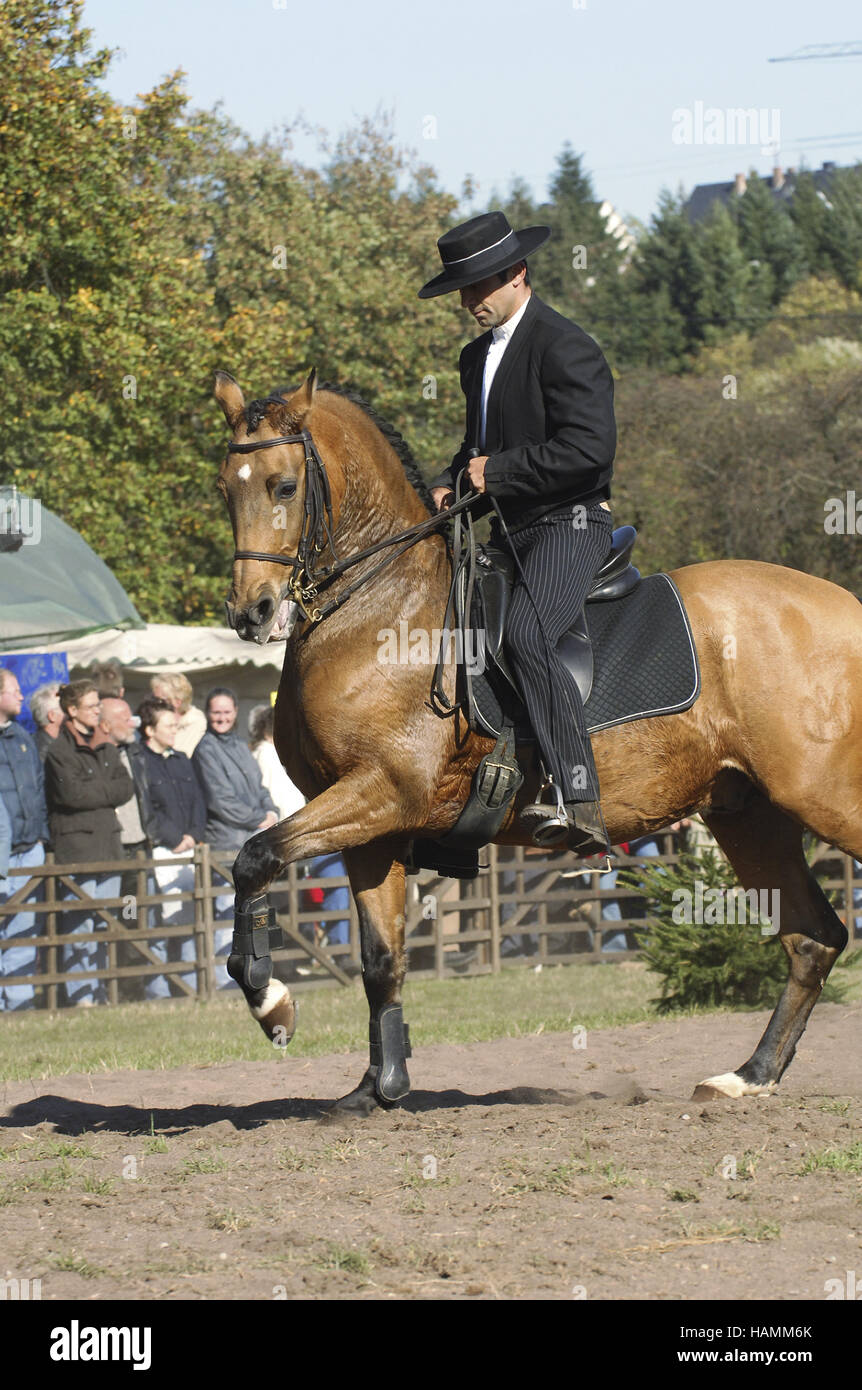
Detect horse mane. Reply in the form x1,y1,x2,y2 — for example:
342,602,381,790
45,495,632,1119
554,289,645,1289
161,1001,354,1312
246,382,433,513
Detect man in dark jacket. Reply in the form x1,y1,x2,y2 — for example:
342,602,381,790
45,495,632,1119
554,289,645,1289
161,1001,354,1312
45,680,133,1005
0,667,49,1010
421,212,616,854
192,687,277,988
138,695,207,999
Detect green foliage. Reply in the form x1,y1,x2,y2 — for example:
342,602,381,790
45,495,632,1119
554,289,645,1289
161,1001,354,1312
1,1,861,628
618,847,788,1013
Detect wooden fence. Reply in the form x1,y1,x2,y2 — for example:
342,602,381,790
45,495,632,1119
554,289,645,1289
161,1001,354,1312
0,838,860,1007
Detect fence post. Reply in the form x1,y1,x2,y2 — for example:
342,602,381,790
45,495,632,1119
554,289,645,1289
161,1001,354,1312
489,844,500,974
45,850,58,1011
199,840,216,1000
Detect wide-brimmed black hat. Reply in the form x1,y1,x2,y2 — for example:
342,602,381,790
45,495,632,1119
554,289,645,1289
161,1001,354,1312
418,211,551,299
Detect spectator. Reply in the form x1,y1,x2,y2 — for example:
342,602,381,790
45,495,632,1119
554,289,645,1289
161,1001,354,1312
248,704,304,820
98,697,154,862
89,659,124,699
98,696,155,998
0,667,48,1011
0,791,11,880
44,681,133,1006
138,696,207,999
150,673,207,758
30,683,64,761
192,687,278,987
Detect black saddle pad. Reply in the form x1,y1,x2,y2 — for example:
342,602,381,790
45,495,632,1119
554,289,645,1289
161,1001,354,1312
470,572,700,738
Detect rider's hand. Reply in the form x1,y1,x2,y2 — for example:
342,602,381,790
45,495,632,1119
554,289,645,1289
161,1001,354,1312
431,486,454,512
258,812,278,830
466,455,489,493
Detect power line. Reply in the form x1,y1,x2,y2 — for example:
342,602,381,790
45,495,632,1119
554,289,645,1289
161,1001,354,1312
769,42,862,62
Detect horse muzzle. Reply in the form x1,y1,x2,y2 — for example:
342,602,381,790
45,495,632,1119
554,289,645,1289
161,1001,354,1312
225,595,300,644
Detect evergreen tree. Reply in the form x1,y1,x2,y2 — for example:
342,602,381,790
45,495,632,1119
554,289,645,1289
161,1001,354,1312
733,172,805,309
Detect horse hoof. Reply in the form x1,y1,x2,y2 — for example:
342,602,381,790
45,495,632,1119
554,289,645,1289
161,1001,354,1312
251,981,296,1046
333,1068,395,1115
692,1071,777,1101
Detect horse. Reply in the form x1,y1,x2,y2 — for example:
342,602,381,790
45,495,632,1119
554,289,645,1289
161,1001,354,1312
213,368,862,1114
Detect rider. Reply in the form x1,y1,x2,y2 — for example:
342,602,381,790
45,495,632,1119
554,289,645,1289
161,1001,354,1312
419,211,616,855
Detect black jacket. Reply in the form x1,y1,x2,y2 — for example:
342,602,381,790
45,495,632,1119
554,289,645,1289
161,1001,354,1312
431,293,616,530
44,722,134,864
141,744,207,850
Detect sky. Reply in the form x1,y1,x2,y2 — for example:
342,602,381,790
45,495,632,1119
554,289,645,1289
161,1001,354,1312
82,0,862,229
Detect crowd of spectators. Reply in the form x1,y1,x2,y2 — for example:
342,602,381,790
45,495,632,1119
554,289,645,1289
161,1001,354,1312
0,663,346,1009
3,662,860,1008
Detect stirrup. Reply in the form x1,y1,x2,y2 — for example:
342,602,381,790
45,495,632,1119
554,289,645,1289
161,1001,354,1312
519,776,569,847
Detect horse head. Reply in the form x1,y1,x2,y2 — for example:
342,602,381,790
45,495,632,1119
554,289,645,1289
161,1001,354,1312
215,368,339,644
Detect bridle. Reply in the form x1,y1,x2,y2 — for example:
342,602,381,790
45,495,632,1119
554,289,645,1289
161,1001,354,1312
225,423,477,630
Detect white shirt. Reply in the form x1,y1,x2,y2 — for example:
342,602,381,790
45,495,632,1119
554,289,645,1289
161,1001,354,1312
252,739,305,821
479,295,531,450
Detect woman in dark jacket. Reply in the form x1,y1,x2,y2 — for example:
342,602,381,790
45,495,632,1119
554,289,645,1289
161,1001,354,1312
138,697,207,1000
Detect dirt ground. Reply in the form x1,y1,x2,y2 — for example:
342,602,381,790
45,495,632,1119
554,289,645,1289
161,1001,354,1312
1,1002,861,1301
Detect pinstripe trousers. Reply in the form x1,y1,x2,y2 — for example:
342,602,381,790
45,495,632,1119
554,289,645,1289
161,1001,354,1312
500,503,613,803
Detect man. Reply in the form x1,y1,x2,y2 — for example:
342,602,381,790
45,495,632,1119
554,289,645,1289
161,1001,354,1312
192,688,278,987
420,211,616,854
98,696,156,998
0,667,48,1010
44,681,133,1005
30,682,64,761
98,697,154,861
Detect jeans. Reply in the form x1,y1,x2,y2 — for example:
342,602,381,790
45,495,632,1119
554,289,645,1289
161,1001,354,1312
147,848,197,999
313,853,350,946
0,842,44,1011
600,837,661,952
61,872,120,1006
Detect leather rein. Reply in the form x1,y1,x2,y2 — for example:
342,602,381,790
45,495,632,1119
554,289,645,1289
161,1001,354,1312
226,426,476,629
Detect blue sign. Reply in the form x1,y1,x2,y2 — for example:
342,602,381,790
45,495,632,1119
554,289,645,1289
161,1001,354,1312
1,652,69,734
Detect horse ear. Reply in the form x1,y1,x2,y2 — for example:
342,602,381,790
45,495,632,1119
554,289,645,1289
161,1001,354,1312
293,367,318,416
214,371,245,429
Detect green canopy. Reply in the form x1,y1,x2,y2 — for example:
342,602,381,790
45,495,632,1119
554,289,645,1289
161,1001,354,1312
0,487,145,652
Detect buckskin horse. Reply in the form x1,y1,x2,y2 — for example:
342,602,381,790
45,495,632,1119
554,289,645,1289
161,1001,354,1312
214,369,862,1114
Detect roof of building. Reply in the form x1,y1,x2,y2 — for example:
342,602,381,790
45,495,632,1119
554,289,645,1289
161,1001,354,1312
685,161,842,223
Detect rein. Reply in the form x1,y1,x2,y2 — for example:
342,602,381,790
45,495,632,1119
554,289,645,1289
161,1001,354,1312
226,425,478,627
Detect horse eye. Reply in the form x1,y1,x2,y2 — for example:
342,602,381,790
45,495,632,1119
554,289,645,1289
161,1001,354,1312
275,479,297,501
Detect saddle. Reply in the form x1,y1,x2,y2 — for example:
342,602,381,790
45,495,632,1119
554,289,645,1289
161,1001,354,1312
468,525,641,738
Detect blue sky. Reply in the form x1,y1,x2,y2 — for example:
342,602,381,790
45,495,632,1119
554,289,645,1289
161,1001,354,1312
82,0,862,227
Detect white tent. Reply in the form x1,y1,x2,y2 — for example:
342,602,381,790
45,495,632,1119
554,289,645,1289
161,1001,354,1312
34,624,284,736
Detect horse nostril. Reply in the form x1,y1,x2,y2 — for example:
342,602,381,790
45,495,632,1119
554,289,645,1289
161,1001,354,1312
249,596,274,627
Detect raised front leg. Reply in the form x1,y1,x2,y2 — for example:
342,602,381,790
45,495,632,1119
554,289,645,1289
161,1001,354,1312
228,777,420,1056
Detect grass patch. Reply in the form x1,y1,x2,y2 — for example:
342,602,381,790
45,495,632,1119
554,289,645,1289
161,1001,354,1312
180,1155,228,1177
81,1175,115,1196
316,1243,370,1275
48,1252,104,1278
276,1146,315,1173
801,1142,862,1175
208,1209,251,1232
0,961,760,1082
